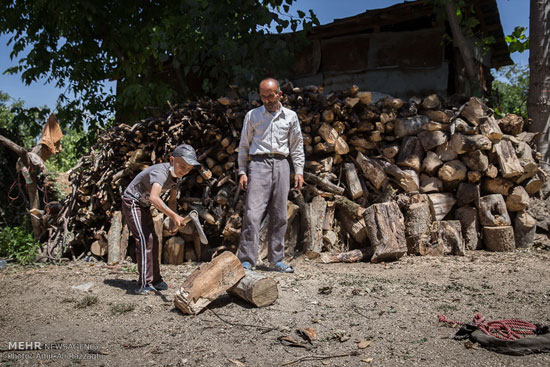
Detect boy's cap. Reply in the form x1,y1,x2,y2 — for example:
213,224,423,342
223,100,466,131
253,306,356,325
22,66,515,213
172,144,201,166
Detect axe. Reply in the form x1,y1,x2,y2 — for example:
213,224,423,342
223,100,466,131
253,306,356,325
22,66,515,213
181,210,209,244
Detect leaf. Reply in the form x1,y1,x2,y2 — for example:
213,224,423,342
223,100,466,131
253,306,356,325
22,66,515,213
297,328,317,342
357,339,372,349
278,336,307,348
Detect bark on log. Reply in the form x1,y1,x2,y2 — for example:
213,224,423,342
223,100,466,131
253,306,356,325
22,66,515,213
427,193,456,220
119,224,130,261
438,160,467,183
355,152,387,190
482,177,514,196
478,194,511,226
320,249,365,263
163,236,184,265
514,210,536,248
478,116,503,141
505,186,530,212
397,136,425,172
456,182,480,207
228,270,278,307
302,195,327,258
154,214,164,264
404,200,432,255
376,159,419,193
107,211,122,264
455,205,480,250
430,220,465,256
362,201,407,263
462,150,489,172
418,130,448,151
493,140,524,178
451,134,492,154
303,171,345,195
483,226,515,252
174,251,245,315
395,115,429,138
344,163,364,199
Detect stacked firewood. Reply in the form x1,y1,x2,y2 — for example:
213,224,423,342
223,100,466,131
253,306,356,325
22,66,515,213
47,84,545,263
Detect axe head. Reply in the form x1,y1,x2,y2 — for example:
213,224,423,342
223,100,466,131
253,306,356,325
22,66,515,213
187,210,208,244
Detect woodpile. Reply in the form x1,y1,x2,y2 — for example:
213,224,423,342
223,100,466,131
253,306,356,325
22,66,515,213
47,84,546,263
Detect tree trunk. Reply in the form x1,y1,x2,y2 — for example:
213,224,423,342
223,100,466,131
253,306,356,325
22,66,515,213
527,0,550,162
445,0,481,96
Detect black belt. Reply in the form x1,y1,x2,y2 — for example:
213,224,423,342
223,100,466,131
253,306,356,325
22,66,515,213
252,153,287,160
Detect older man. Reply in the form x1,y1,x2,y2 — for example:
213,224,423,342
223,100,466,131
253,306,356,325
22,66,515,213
237,78,305,273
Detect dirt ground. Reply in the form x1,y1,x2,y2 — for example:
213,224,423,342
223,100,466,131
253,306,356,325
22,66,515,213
1,246,550,367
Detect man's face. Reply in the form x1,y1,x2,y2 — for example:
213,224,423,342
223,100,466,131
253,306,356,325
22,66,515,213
260,84,282,113
171,156,194,178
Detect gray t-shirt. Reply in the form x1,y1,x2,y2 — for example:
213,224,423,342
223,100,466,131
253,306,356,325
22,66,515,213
123,163,179,206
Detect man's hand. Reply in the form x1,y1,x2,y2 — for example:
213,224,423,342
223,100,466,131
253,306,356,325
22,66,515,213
294,174,304,190
239,174,248,191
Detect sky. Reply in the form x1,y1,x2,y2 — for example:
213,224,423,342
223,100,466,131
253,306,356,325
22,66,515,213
0,0,530,112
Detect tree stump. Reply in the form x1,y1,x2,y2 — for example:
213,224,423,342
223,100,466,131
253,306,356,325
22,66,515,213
174,251,245,315
228,270,278,307
483,226,515,252
362,202,406,263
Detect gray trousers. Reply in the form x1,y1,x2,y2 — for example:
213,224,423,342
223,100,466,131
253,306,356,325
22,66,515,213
238,156,290,266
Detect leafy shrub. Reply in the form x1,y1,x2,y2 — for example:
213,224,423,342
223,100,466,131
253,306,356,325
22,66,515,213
0,226,41,265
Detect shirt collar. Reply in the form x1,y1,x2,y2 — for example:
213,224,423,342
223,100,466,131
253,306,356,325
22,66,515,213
261,103,284,118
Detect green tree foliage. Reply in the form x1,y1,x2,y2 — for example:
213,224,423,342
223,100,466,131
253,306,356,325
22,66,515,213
1,0,319,131
491,65,529,120
505,26,529,54
0,224,41,264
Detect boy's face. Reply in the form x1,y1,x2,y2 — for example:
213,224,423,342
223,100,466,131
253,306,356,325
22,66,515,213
171,156,194,177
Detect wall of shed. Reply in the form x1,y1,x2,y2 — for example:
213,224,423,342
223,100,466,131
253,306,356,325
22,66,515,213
290,28,450,98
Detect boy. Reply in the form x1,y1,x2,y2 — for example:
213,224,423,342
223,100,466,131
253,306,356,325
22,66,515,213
121,144,201,294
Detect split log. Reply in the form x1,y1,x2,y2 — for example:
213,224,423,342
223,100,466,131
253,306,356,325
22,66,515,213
427,193,456,220
462,150,489,172
493,140,524,178
468,171,482,183
455,206,480,250
344,163,364,199
420,174,443,193
486,164,499,178
483,226,515,252
438,160,467,183
334,196,368,244
320,249,365,263
482,177,514,196
505,186,530,212
397,136,425,171
355,152,387,190
303,171,345,195
107,211,122,264
404,199,432,255
119,224,130,261
362,201,407,263
514,210,536,248
451,118,476,135
459,97,488,125
478,194,511,226
163,236,184,265
153,213,164,264
421,151,443,175
422,94,441,109
498,114,524,136
228,270,278,307
90,239,108,257
435,141,458,161
394,115,429,137
456,182,480,207
418,130,448,151
514,142,539,183
429,220,465,256
451,134,492,154
423,109,450,123
478,116,503,141
174,251,245,315
376,159,419,192
525,175,543,195
302,195,327,258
